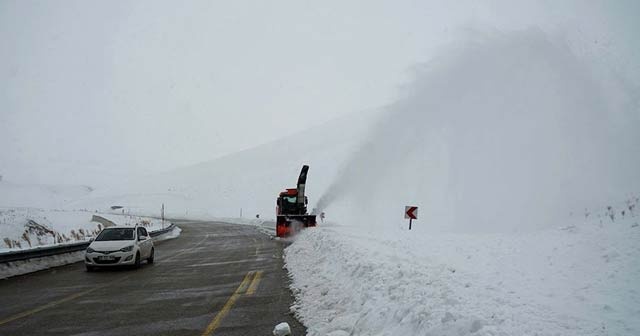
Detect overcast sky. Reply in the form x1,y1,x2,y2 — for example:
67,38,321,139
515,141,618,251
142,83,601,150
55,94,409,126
1,0,637,186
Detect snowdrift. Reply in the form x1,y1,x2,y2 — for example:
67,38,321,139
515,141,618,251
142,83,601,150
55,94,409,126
286,197,640,335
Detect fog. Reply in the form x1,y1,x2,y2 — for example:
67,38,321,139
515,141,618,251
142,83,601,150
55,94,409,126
1,0,638,198
317,28,639,232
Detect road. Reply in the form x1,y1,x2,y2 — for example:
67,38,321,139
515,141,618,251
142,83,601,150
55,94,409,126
0,221,306,336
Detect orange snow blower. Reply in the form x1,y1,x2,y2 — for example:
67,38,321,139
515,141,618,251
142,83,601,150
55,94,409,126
275,165,317,237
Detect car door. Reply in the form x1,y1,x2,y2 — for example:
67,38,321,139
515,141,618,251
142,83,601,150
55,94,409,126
140,227,151,258
137,227,150,258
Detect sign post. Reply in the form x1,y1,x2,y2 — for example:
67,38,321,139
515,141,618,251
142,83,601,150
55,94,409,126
161,203,165,229
404,206,418,230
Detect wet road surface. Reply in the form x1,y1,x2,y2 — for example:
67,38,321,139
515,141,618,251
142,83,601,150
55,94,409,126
0,220,305,336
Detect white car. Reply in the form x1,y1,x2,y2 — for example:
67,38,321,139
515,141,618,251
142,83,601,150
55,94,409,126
85,225,154,271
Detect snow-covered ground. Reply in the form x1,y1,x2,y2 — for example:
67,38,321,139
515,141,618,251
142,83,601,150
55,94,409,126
0,208,173,252
285,198,640,336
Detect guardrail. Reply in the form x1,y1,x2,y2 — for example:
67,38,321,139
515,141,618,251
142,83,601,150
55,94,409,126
0,224,175,264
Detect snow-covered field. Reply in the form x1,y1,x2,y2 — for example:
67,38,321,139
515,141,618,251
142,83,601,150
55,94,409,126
286,198,640,336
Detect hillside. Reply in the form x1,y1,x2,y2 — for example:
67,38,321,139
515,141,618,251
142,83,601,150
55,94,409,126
0,181,94,209
68,110,377,220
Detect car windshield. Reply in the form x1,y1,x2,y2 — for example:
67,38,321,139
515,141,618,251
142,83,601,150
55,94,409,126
95,228,135,241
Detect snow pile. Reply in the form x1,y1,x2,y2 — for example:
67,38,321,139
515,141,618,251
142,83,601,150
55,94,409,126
273,322,292,336
153,225,182,242
285,198,640,335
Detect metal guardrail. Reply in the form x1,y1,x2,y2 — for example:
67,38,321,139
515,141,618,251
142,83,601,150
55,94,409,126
0,224,175,264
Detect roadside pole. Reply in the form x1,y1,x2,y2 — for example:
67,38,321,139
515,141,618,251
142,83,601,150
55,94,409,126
161,203,165,230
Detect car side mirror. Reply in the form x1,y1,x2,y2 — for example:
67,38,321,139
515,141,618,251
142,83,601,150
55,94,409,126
89,238,94,243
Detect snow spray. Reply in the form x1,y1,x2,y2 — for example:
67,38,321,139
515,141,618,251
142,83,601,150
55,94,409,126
316,28,640,232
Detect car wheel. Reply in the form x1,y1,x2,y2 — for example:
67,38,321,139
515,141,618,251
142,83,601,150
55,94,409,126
147,248,154,264
86,265,95,272
134,252,141,269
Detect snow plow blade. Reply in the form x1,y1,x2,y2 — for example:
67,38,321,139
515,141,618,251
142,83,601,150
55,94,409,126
276,215,317,238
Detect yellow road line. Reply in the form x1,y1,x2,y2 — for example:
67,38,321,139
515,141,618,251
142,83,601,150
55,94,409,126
246,271,263,296
0,275,129,327
201,271,254,336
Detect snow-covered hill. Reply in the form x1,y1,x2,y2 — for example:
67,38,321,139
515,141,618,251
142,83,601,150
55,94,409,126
68,110,377,220
0,180,94,209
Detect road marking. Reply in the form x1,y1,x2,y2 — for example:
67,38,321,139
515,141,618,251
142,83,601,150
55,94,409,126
158,233,210,263
0,275,130,327
201,271,254,336
246,271,263,296
0,233,209,327
188,258,267,268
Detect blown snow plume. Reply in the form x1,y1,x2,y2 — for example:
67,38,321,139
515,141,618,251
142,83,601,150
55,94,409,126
317,28,640,232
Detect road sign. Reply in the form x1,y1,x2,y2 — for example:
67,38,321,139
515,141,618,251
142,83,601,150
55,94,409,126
405,206,418,230
405,206,418,220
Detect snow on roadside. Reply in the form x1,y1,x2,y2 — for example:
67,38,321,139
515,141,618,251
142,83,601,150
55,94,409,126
0,208,174,252
153,225,182,242
0,209,102,251
0,251,85,279
285,206,640,335
218,217,276,235
99,213,171,232
0,225,182,279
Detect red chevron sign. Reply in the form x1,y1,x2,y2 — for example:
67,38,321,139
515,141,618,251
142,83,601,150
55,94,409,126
404,206,418,220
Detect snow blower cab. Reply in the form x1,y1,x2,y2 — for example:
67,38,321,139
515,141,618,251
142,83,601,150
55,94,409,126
276,165,317,237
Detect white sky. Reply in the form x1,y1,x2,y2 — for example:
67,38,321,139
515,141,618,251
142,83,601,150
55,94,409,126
1,0,637,186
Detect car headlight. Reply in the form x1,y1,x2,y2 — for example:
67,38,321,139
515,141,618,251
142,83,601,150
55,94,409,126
120,245,134,252
86,247,95,253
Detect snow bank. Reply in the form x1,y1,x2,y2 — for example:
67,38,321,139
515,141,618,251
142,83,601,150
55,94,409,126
285,199,640,335
0,250,85,279
0,209,103,251
153,225,182,242
0,225,182,278
0,208,175,252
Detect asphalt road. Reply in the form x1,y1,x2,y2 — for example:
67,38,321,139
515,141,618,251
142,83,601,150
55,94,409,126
0,220,306,336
